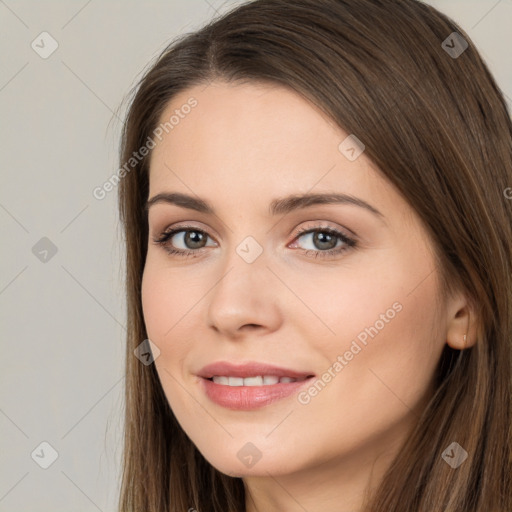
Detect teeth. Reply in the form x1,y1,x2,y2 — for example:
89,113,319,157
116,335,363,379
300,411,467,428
244,376,263,386
211,375,301,386
228,377,244,386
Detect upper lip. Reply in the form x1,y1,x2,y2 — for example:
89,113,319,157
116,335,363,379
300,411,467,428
197,361,315,379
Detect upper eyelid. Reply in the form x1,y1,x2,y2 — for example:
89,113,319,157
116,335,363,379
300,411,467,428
156,223,217,241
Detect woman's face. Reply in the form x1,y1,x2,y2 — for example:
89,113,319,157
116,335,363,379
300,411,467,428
142,80,447,483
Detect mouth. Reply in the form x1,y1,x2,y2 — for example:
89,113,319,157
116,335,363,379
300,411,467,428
205,375,311,386
198,360,315,380
197,361,316,410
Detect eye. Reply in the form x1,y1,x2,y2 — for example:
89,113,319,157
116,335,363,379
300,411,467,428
289,225,356,259
152,223,357,259
152,226,216,257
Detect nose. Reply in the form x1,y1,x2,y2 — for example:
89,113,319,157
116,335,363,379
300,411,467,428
206,246,283,339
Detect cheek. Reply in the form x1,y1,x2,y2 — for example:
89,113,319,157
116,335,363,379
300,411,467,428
291,247,442,381
141,264,200,415
140,264,194,359
298,257,444,438
141,267,168,341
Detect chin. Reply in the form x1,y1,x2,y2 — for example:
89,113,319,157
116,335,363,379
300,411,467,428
198,447,300,478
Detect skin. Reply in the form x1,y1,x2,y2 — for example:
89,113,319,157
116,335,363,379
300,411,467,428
141,80,476,512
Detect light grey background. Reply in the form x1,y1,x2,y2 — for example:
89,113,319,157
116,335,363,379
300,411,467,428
0,1,510,510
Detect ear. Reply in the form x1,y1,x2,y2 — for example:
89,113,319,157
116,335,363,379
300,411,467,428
445,292,478,350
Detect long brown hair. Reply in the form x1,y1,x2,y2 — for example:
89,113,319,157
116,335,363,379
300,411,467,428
117,1,512,510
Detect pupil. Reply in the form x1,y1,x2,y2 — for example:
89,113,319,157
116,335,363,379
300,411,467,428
314,232,336,250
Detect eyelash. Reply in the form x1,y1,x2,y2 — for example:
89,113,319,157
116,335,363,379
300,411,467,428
152,224,357,260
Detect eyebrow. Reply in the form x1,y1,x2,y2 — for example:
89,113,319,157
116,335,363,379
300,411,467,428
145,191,384,219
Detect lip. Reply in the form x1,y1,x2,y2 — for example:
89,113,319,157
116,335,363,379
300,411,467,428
197,361,314,380
197,361,315,410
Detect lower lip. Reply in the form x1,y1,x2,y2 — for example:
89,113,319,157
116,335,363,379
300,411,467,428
199,377,315,410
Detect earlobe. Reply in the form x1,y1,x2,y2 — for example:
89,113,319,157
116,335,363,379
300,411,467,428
460,332,473,349
446,302,478,350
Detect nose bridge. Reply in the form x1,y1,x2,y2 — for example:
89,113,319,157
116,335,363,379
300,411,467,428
213,233,268,302
206,232,282,335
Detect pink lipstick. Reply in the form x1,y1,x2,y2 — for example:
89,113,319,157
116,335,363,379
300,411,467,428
197,361,315,410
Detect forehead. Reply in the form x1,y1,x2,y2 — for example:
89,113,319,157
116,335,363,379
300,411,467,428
151,80,340,162
147,80,399,220
154,82,347,169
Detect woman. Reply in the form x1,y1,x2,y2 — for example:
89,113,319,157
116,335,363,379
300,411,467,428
117,0,512,510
